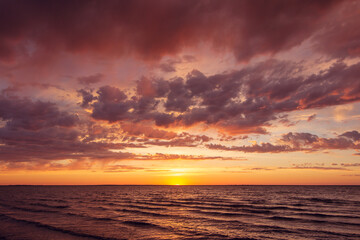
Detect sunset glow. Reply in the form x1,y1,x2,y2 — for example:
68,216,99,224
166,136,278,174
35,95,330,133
0,0,360,185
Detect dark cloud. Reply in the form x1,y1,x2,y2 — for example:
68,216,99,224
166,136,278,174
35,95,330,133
2,0,360,172
91,86,133,122
206,130,360,153
281,132,319,148
0,0,341,63
77,89,95,108
0,95,79,130
181,59,360,133
340,130,360,141
0,92,220,166
82,59,360,134
77,73,103,86
312,1,360,58
165,77,193,112
0,94,140,165
0,120,138,163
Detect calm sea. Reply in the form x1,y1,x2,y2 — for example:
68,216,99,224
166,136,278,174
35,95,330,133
0,186,359,240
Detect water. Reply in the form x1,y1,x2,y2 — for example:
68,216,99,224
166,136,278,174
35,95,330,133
0,185,359,240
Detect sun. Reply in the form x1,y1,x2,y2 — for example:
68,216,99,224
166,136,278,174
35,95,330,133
167,177,187,186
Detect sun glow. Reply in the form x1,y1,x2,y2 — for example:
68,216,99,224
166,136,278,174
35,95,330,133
168,177,187,186
170,168,187,176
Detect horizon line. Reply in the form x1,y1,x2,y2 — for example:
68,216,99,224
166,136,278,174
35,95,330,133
1,184,359,186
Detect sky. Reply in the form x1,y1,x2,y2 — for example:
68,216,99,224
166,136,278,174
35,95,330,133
0,0,360,185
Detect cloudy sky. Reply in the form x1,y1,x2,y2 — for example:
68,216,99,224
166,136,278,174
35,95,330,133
0,0,359,185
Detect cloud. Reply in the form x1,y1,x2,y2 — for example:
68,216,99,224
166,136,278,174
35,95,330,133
102,164,145,173
3,57,360,165
0,0,341,64
120,122,178,140
139,132,212,147
244,165,350,171
0,159,144,172
133,153,245,161
0,94,139,164
158,58,182,73
1,0,360,174
77,89,96,108
340,130,360,141
0,95,79,130
207,143,293,153
279,166,350,171
120,122,213,147
281,132,320,148
77,73,103,86
80,59,360,134
340,163,360,167
307,114,316,122
206,130,360,153
91,86,134,122
0,152,245,172
244,167,274,171
0,93,242,168
0,121,138,163
312,1,360,59
136,77,169,98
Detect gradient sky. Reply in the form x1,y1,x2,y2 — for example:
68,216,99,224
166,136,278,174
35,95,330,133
0,0,360,185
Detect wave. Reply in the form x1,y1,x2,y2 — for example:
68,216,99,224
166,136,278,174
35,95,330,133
295,197,348,205
0,213,122,240
166,202,282,216
148,200,309,215
0,203,58,213
298,227,360,238
116,208,169,218
190,209,250,218
32,198,68,203
296,212,360,219
269,216,360,227
30,203,69,209
242,209,273,214
122,220,163,229
2,203,118,225
134,201,180,207
105,202,166,211
126,204,167,211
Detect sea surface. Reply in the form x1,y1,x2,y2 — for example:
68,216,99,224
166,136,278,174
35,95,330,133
0,185,359,240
